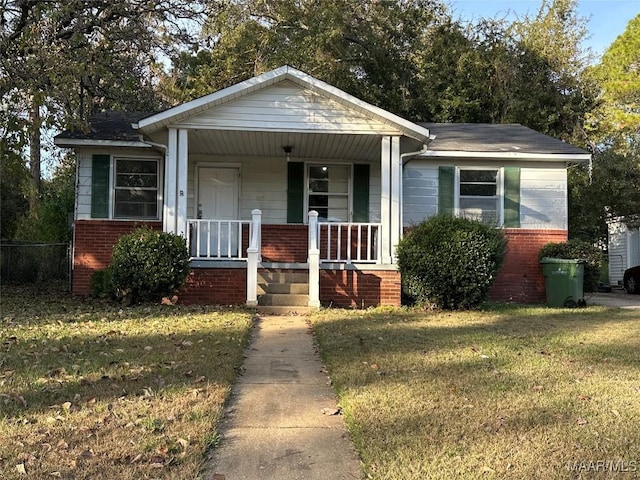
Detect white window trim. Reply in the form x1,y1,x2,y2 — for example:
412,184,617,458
304,162,353,223
111,155,163,220
455,166,504,226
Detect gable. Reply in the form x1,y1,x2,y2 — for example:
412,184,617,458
173,81,402,135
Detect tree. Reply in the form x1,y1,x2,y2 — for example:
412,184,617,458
0,0,204,221
569,15,640,242
162,0,449,118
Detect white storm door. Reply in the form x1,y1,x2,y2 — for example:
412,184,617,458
197,167,240,257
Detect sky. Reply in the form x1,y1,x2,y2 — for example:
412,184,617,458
449,0,639,59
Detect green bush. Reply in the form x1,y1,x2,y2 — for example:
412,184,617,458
397,215,507,310
538,240,605,292
110,227,190,303
90,268,114,299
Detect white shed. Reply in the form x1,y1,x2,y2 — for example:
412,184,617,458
608,217,640,286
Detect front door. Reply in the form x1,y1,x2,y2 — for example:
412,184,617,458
197,167,239,257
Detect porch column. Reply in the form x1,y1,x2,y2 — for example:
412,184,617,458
390,136,401,262
381,136,402,264
176,129,188,237
163,128,178,233
380,137,392,264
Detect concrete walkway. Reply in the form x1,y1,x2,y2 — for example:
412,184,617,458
202,315,361,480
585,290,640,309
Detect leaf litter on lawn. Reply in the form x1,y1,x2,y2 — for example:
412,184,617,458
0,285,253,479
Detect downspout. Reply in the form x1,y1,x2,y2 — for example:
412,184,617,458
398,134,436,237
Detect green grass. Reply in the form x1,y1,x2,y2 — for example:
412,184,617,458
311,305,640,480
0,285,253,479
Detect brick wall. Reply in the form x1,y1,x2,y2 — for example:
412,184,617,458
320,269,401,307
490,229,568,303
261,224,308,263
72,220,162,295
178,268,246,305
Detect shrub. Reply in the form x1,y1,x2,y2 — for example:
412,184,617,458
397,215,507,309
538,240,605,292
90,268,114,299
110,227,190,303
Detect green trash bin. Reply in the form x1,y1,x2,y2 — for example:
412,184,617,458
540,257,586,308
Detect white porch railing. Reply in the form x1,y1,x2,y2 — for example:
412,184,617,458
317,221,382,263
246,209,262,307
187,219,251,259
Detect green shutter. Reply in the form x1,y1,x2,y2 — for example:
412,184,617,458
438,166,455,216
352,164,370,222
503,166,521,228
287,162,304,223
91,154,110,218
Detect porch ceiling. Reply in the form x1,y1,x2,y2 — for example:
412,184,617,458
186,129,410,161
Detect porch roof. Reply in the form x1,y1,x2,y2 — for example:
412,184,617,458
134,65,433,143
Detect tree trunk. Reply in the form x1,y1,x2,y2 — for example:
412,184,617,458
29,100,41,210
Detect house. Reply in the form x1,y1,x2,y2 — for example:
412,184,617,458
54,65,590,307
607,217,640,286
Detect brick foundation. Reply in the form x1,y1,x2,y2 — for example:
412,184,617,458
178,268,246,305
261,224,308,263
72,220,162,295
490,229,568,303
320,269,401,307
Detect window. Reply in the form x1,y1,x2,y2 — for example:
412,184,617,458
307,165,350,221
457,168,501,225
114,158,159,219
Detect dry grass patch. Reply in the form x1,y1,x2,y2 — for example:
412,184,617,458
311,305,640,480
0,285,253,479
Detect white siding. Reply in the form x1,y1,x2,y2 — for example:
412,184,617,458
178,82,401,135
187,155,381,224
402,162,438,226
520,167,567,229
608,221,640,286
74,147,162,220
401,161,568,229
76,150,92,219
608,221,628,286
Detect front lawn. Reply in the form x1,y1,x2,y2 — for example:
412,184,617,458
311,305,640,479
0,286,253,479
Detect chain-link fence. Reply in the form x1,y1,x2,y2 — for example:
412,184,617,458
0,242,70,287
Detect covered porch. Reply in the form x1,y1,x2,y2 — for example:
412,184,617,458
133,66,432,307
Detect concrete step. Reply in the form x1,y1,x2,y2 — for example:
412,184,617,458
257,271,309,284
258,293,309,307
255,305,317,315
258,282,309,295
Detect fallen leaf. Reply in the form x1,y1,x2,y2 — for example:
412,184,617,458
78,449,94,458
130,454,144,464
532,385,544,392
177,438,189,449
61,402,72,411
576,417,588,426
321,407,342,416
15,463,26,475
213,474,226,480
578,394,591,401
611,409,620,417
50,472,61,477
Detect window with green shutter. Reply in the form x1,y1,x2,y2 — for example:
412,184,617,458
437,165,521,228
503,166,521,228
91,155,110,218
438,166,455,217
352,164,370,222
287,162,305,223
